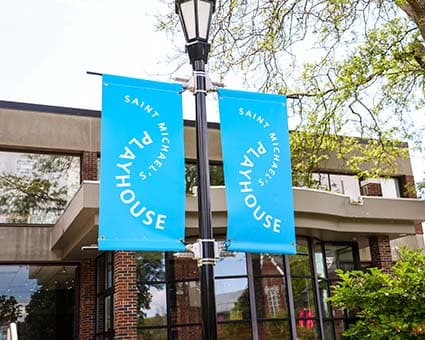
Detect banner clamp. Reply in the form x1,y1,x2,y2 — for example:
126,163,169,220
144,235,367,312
185,239,220,267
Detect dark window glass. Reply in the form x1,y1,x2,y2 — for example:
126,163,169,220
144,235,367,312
138,284,167,327
289,254,312,277
314,242,326,279
169,281,201,325
0,265,76,340
318,280,331,318
324,320,336,340
136,252,166,283
0,151,80,223
251,254,284,277
217,322,252,339
185,163,224,193
258,320,291,340
170,325,202,339
105,252,113,289
215,278,250,321
332,319,346,340
96,253,114,338
254,277,289,319
215,252,247,277
292,278,316,318
137,327,167,340
297,321,320,339
325,244,355,277
166,255,199,281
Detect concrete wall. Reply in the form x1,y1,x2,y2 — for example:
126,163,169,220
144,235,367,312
0,104,413,176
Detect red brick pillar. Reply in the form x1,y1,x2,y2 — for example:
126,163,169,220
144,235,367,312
360,180,382,196
81,151,98,181
114,251,138,340
79,258,96,340
399,175,417,198
369,236,392,273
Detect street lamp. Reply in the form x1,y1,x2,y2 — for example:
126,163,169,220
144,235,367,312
175,1,217,339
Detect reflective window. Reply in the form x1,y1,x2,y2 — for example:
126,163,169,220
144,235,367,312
0,151,80,223
214,250,251,335
258,320,291,340
254,278,288,319
185,163,224,193
217,322,252,339
96,252,114,339
215,278,250,321
136,252,202,338
312,241,358,339
312,173,361,200
360,178,400,198
132,238,359,339
0,264,76,340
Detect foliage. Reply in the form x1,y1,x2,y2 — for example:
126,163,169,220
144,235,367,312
136,252,166,321
0,295,21,326
0,154,74,223
18,290,56,340
328,247,425,339
185,163,225,193
158,0,425,186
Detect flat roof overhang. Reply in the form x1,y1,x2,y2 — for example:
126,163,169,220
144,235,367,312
51,182,425,260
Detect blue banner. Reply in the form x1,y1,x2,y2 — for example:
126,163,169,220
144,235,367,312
99,75,185,251
218,89,296,254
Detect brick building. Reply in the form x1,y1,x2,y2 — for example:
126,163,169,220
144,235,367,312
0,100,424,339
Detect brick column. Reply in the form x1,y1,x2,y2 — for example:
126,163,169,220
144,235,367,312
360,179,382,197
399,175,417,198
114,251,137,340
369,236,392,273
79,258,97,340
81,151,98,181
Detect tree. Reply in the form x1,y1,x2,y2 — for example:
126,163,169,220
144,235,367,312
328,247,425,339
0,295,21,326
18,290,56,340
159,0,425,188
0,154,75,223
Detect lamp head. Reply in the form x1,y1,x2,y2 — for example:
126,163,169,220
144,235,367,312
175,0,216,64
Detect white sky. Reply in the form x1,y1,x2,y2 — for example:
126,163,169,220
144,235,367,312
0,0,424,182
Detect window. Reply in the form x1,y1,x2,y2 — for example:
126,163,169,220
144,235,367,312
137,252,202,339
185,162,224,194
313,173,361,200
314,241,358,339
215,251,252,339
133,237,359,339
0,151,80,224
0,264,76,340
96,252,114,340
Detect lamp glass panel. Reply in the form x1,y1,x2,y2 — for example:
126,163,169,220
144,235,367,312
198,0,211,39
181,1,196,40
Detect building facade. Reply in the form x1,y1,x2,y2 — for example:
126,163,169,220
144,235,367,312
0,100,424,339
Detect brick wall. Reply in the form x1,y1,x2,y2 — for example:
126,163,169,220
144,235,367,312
369,236,392,273
79,258,96,340
114,251,138,340
81,151,98,181
399,175,417,198
360,182,382,197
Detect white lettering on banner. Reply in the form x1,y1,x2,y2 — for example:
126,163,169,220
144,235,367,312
258,132,281,187
239,107,270,129
138,122,172,180
124,95,160,118
111,96,175,230
238,142,281,233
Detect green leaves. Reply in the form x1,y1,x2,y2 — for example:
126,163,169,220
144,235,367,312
328,248,425,339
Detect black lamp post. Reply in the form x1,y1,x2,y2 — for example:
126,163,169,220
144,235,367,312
175,1,217,339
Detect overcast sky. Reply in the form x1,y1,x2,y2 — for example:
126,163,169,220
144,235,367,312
0,1,184,109
0,0,423,181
